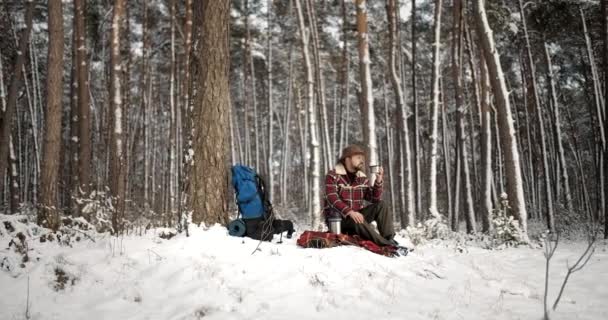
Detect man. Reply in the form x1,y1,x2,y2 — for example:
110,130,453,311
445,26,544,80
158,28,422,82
323,144,398,247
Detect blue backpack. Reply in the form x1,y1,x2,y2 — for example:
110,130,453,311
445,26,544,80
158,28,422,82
231,165,269,220
230,165,294,241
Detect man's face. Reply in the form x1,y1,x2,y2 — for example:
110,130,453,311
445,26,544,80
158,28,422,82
347,154,365,171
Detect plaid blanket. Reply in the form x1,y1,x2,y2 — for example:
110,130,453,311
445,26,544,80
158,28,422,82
296,231,399,257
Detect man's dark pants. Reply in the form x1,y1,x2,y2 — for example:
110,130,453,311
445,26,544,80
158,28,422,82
341,201,394,246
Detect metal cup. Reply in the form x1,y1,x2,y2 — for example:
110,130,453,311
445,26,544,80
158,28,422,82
327,216,342,234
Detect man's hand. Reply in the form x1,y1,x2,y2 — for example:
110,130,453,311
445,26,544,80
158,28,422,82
347,210,365,224
375,167,384,184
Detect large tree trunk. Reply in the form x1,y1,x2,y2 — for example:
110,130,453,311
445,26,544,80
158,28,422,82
39,0,64,231
386,0,414,227
109,0,126,234
295,0,321,229
474,0,529,240
0,2,34,199
356,0,380,185
189,0,231,226
427,0,444,220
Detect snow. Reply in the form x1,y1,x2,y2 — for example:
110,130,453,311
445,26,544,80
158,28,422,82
1,216,607,320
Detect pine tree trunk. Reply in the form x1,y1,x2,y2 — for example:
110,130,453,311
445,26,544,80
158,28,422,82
188,0,231,226
479,52,493,233
427,0,444,220
295,0,321,229
474,0,529,240
39,0,64,231
0,2,34,199
386,0,414,227
74,0,91,198
412,0,422,222
109,0,126,233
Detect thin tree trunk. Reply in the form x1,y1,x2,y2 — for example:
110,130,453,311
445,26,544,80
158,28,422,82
281,45,294,205
452,0,475,233
0,47,20,214
427,0,444,220
412,0,422,222
602,0,608,239
543,40,572,212
386,0,414,227
0,2,34,199
441,80,453,227
474,0,529,240
109,0,126,234
267,0,275,202
479,52,493,233
295,0,321,229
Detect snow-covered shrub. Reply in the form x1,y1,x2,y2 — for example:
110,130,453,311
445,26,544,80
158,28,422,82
76,188,114,233
405,216,451,246
490,193,524,248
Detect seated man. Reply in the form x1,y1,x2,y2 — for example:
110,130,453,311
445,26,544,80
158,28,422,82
323,144,398,247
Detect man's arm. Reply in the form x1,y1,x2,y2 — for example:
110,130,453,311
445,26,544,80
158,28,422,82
324,172,353,218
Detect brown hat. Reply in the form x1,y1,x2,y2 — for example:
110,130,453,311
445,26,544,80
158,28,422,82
339,144,366,162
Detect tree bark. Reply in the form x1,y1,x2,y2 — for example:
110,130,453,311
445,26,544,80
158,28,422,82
295,0,321,228
474,0,529,240
39,0,64,231
479,51,493,233
386,0,414,227
427,0,444,220
189,0,231,226
109,0,126,233
0,2,34,199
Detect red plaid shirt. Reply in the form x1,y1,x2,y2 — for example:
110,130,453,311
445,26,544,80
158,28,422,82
323,163,383,218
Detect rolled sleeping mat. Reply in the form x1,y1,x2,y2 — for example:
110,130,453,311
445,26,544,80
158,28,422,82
228,219,246,237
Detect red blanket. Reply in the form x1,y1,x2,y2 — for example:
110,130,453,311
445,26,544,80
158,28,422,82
296,231,399,257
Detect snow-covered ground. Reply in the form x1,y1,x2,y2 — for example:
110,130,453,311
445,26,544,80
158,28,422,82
1,216,607,320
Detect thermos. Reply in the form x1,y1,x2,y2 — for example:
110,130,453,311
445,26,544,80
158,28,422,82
327,216,342,234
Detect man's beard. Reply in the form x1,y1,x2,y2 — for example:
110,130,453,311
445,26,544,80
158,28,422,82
355,163,365,171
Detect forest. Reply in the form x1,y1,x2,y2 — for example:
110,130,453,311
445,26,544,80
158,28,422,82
0,1,607,318
1,0,605,239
